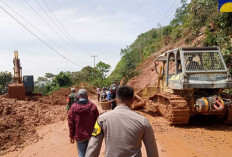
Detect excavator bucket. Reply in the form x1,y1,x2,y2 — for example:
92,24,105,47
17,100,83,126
8,84,25,100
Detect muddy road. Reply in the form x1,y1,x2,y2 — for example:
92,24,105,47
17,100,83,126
1,96,232,157
140,111,232,157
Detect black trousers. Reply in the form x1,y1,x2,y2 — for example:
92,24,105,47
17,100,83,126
98,94,100,101
111,101,117,110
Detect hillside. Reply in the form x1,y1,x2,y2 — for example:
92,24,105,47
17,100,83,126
109,0,232,90
127,32,206,92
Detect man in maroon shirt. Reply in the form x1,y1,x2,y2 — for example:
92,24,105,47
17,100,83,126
68,89,99,157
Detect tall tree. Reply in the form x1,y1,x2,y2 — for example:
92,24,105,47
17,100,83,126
96,61,111,79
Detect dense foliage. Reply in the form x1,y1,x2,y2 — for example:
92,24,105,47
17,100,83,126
0,71,12,94
109,0,232,82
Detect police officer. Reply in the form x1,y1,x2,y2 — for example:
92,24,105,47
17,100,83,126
66,88,78,113
85,86,159,157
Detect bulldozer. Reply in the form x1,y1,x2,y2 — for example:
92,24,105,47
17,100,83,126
8,50,26,100
136,47,232,125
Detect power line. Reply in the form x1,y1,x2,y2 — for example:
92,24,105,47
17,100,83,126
23,0,79,52
1,0,86,65
41,0,74,43
0,4,82,68
157,0,180,26
161,1,181,26
34,0,71,43
40,0,90,54
23,0,60,38
32,0,88,64
157,0,179,25
32,0,88,54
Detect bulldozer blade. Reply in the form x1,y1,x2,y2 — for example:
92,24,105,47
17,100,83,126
8,84,25,100
137,87,157,99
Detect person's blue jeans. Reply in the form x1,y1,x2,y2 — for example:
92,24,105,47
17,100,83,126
77,140,89,157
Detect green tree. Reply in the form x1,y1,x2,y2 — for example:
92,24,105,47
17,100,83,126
34,73,56,95
0,71,12,94
96,61,111,79
45,73,56,81
35,73,56,85
36,77,48,85
171,0,188,27
54,71,72,87
81,66,95,82
71,71,83,85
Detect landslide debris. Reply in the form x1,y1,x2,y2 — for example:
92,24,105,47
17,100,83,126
38,84,95,105
39,88,71,105
0,97,67,155
0,85,96,155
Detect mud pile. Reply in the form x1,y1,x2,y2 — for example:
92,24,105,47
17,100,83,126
39,88,71,105
39,84,95,106
0,98,66,155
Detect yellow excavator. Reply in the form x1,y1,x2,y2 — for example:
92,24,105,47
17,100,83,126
8,50,26,100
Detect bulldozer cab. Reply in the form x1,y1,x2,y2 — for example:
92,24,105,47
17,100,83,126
155,47,232,90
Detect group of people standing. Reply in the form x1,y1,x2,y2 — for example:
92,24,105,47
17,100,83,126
97,85,117,110
66,86,159,157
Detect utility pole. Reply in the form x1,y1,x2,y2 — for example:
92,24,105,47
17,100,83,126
91,55,98,80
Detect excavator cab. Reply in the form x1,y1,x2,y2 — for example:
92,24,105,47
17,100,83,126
8,51,25,100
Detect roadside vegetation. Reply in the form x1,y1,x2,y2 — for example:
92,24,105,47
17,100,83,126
34,61,111,95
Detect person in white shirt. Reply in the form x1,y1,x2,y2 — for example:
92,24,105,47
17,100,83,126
96,86,101,101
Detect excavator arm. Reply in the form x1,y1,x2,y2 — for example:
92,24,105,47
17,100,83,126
8,51,25,100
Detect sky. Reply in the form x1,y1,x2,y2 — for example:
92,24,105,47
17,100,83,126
0,0,184,79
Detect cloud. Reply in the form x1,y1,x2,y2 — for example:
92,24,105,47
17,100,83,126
0,0,180,79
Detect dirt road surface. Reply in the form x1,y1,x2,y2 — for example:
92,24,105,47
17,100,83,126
2,98,232,157
140,111,232,157
3,119,156,157
2,98,155,157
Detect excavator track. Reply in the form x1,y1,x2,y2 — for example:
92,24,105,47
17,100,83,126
149,93,190,125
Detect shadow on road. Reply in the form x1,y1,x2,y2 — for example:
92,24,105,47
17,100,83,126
138,109,232,131
181,115,232,131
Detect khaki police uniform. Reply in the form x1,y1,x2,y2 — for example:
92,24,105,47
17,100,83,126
85,105,159,157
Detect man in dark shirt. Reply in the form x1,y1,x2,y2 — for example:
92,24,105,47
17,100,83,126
68,89,99,157
110,86,117,110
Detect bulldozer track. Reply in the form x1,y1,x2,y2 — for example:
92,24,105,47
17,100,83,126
149,93,190,125
225,107,232,124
